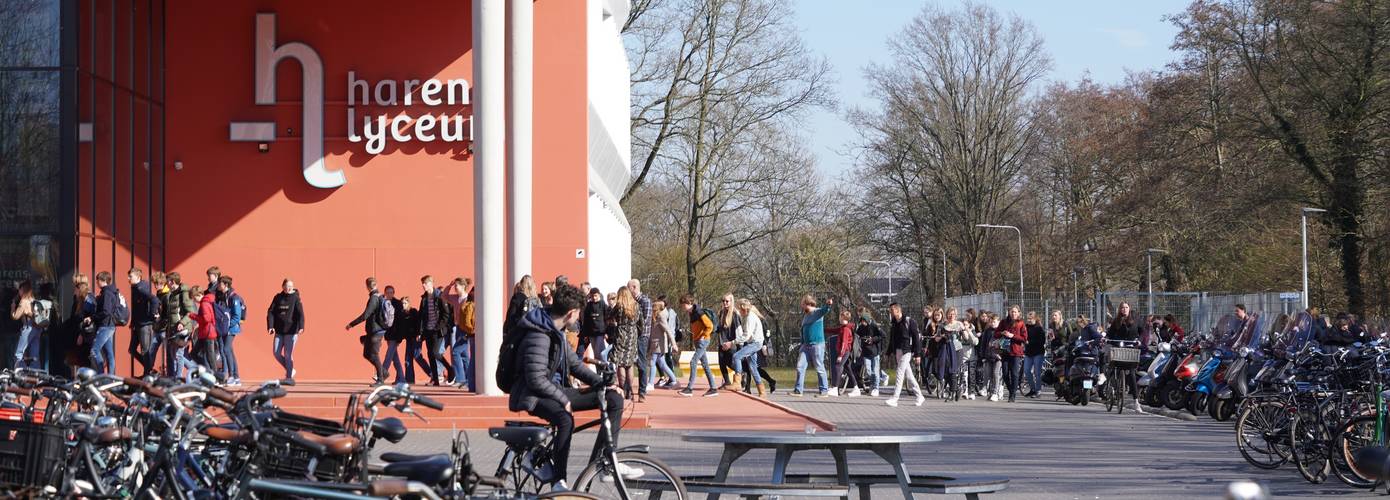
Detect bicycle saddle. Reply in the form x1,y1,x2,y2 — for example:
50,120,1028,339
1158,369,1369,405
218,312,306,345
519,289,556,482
382,454,455,485
82,425,133,444
202,425,252,444
358,416,407,443
295,431,362,455
488,425,551,448
379,452,447,463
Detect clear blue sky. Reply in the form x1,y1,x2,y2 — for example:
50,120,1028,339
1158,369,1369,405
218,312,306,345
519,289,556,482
794,0,1188,176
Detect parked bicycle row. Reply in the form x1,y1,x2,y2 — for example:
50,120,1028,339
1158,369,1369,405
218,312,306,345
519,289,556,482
0,362,686,499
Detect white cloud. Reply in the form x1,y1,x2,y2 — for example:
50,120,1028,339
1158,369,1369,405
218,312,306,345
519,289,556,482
1097,28,1148,48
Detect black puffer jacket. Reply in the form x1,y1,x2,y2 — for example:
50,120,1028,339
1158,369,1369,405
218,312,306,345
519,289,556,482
508,308,603,412
888,316,920,354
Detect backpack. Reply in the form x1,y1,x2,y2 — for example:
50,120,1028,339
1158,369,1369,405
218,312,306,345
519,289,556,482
228,292,245,331
32,300,52,329
113,291,130,326
213,298,232,335
460,301,476,337
496,326,527,394
370,294,390,330
381,298,396,329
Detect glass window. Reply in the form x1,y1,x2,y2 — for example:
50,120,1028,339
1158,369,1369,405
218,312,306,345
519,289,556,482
0,70,61,234
0,0,61,68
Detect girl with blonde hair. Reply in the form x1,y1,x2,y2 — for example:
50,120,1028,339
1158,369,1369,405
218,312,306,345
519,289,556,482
731,298,767,396
610,287,642,401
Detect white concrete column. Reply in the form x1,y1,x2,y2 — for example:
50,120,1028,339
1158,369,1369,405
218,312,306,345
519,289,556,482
473,0,505,396
507,0,533,284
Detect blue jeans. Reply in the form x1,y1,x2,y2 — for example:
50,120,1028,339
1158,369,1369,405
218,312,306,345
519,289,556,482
862,355,881,391
732,341,762,387
405,337,430,383
685,339,716,389
15,324,38,369
386,339,405,383
90,326,116,374
174,346,199,382
452,332,473,389
220,334,240,379
1023,353,1045,394
273,334,297,379
650,347,677,385
794,342,828,394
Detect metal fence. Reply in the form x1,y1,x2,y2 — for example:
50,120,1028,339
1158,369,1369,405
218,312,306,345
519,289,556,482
944,291,1093,320
945,290,1302,334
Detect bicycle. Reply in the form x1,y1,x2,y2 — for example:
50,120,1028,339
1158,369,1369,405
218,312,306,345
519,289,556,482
491,359,687,500
1103,339,1141,414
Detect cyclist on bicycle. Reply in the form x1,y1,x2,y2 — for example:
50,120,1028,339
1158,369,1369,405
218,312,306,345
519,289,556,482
508,283,631,491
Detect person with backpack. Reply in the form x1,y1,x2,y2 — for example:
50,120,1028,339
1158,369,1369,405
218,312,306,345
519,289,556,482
215,276,245,385
503,283,631,492
884,302,925,407
125,268,160,377
449,279,476,390
677,294,718,397
418,275,455,386
188,285,220,376
382,285,406,384
647,297,679,389
267,278,305,383
159,272,197,377
855,307,885,396
88,271,125,374
833,309,860,396
346,277,389,385
9,280,40,370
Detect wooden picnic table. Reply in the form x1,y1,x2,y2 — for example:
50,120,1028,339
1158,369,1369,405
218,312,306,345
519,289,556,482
682,430,942,500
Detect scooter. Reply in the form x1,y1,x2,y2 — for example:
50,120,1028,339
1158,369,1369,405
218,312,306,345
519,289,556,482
1163,334,1207,411
1067,339,1102,406
1211,314,1270,421
1140,340,1178,407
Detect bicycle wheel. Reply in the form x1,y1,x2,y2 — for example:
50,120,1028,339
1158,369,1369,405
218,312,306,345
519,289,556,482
1332,415,1379,488
1236,400,1290,469
1289,413,1331,483
573,451,688,500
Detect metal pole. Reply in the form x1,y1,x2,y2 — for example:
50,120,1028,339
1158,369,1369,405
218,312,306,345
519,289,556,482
1146,252,1153,316
506,0,534,284
1301,208,1324,310
942,251,947,302
1015,227,1023,309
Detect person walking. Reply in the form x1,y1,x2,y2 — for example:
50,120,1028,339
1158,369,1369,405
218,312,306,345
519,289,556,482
648,297,680,389
578,288,609,361
730,298,766,396
399,297,429,384
885,303,925,407
504,275,542,336
215,276,246,385
793,295,833,397
678,295,718,397
979,313,1003,401
418,276,455,386
944,307,976,400
267,278,304,383
927,307,958,400
627,280,653,398
158,272,196,378
88,271,122,375
855,307,885,396
609,287,642,401
190,285,221,377
996,306,1028,403
383,286,407,384
1023,311,1046,398
127,269,159,377
714,293,741,390
833,310,860,396
346,277,389,385
8,281,39,370
447,278,475,390
657,294,683,386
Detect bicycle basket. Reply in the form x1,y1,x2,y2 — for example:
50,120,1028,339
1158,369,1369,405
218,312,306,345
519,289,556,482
1107,345,1141,365
0,420,64,487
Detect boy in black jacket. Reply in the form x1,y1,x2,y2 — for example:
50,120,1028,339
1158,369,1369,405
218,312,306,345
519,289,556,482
345,277,387,385
267,278,304,382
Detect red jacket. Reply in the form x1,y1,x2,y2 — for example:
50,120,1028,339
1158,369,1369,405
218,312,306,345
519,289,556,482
195,293,218,340
837,323,854,357
997,319,1027,357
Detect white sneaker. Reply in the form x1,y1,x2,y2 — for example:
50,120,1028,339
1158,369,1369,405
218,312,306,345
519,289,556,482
977,388,988,396
847,389,860,397
966,394,976,400
551,480,569,492
988,394,1000,402
871,390,880,397
645,384,655,393
915,395,925,407
885,398,899,407
828,387,839,397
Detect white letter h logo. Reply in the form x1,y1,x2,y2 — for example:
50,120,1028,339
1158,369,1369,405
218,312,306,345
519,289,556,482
229,13,345,189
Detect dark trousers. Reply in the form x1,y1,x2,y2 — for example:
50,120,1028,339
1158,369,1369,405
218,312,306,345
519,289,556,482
636,335,649,395
362,332,386,382
193,338,219,373
422,330,453,383
717,345,733,385
1003,355,1023,399
528,388,624,483
838,355,860,390
128,324,156,376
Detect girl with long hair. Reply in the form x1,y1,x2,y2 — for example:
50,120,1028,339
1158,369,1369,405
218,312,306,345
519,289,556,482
732,298,767,396
996,306,1028,403
610,287,642,401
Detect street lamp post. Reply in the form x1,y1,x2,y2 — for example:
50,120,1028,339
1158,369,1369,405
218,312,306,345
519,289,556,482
941,251,948,303
1145,248,1167,316
1302,207,1327,309
1071,266,1083,319
976,224,1024,307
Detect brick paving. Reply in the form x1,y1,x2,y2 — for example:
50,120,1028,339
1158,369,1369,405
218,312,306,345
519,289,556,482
375,386,1378,499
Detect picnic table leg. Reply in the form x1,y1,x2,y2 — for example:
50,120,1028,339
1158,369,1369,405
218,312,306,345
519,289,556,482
770,445,795,483
709,444,751,500
830,447,850,500
870,444,914,500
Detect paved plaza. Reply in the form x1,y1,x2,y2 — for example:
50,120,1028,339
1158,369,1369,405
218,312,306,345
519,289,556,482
377,387,1381,499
